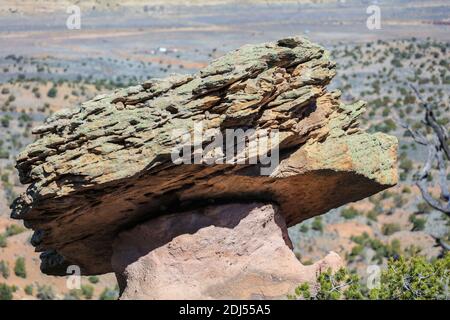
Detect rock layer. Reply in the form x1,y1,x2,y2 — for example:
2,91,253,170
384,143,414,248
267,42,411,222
11,36,397,275
112,202,343,299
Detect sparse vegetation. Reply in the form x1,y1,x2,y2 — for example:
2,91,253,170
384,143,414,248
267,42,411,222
47,86,58,98
290,253,450,300
0,283,16,300
341,207,360,220
311,217,323,233
99,286,119,300
382,223,401,236
14,257,26,279
36,284,55,300
0,261,10,279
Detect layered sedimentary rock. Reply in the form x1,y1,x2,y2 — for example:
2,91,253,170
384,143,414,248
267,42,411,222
11,37,397,281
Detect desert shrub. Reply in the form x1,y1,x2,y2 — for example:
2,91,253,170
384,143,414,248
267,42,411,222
382,223,401,236
409,215,427,231
14,257,27,278
36,284,55,300
381,119,397,133
347,244,364,262
0,234,6,248
341,207,360,220
5,224,26,237
393,194,406,207
1,172,8,183
349,233,401,264
417,202,431,213
99,286,119,300
0,261,10,279
47,86,57,98
81,284,94,299
24,284,33,296
399,172,408,181
65,289,82,300
367,210,378,221
399,158,413,172
0,147,9,159
0,283,16,300
311,217,323,232
402,186,411,194
299,224,309,233
1,115,12,128
88,276,99,284
381,190,395,199
18,112,32,123
288,267,363,300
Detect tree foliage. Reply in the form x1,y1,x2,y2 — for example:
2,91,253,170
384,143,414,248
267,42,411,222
290,253,449,300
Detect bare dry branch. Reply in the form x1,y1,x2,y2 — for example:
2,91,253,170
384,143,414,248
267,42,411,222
400,86,450,216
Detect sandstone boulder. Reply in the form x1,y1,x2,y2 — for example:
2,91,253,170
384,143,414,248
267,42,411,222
11,36,397,281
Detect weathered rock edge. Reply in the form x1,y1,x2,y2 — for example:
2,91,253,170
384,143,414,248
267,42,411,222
11,36,397,275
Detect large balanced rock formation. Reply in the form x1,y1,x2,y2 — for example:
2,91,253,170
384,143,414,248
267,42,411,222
11,36,397,299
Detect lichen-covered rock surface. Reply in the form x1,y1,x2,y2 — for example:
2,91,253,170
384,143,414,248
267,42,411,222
11,36,397,275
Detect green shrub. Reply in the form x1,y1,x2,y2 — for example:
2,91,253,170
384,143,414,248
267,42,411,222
299,224,309,233
402,186,411,194
0,234,6,248
290,253,450,300
399,158,413,172
0,148,9,159
370,254,450,299
14,257,27,278
289,267,363,300
382,223,401,236
367,210,378,221
311,217,323,233
36,284,55,300
417,202,431,213
0,260,10,279
88,276,99,284
0,283,16,300
99,287,119,300
65,289,82,300
24,284,33,296
341,207,360,220
409,215,427,231
5,224,26,237
47,86,58,98
1,115,12,128
81,284,94,299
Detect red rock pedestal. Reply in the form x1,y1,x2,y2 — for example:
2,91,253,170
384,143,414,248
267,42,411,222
111,202,342,300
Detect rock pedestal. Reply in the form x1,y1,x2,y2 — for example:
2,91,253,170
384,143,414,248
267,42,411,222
112,202,342,299
11,36,397,299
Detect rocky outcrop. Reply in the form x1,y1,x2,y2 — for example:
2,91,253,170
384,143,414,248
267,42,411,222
11,36,397,290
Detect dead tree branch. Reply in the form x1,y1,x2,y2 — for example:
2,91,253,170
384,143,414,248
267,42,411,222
398,85,450,215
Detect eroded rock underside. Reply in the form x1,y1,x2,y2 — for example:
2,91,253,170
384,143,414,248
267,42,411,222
11,36,397,276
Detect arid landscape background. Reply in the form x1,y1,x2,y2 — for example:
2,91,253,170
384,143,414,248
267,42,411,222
0,0,449,299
